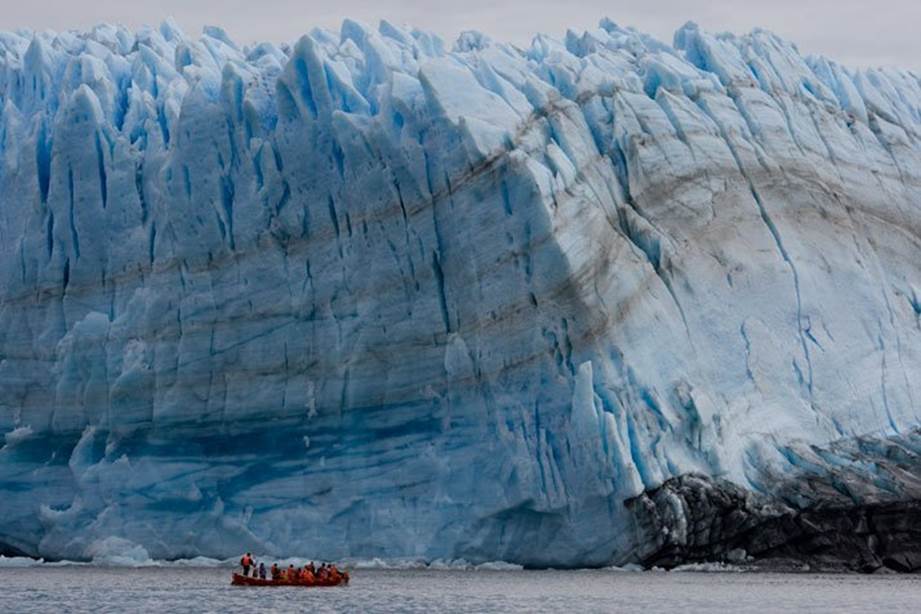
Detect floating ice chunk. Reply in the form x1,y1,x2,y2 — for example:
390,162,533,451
86,537,154,567
0,556,53,567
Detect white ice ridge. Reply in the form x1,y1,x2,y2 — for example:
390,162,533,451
1,17,921,566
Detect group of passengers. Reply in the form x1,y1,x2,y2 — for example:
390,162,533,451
239,553,343,583
271,561,344,583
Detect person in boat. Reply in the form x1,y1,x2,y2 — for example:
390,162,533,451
287,564,296,580
271,563,280,580
258,562,266,579
308,561,316,574
301,565,315,584
240,553,254,576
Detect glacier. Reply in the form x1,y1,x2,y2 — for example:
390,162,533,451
1,16,921,567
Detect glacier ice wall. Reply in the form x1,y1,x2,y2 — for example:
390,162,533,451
1,17,921,565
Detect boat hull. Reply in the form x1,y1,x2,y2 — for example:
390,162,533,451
231,572,349,587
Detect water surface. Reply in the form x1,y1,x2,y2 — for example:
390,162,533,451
5,566,921,613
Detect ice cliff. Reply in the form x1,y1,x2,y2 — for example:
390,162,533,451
2,17,921,566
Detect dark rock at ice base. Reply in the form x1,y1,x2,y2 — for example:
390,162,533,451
627,430,921,573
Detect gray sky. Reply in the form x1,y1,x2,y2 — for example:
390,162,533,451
2,0,919,70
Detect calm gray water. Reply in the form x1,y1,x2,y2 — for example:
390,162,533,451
5,567,921,613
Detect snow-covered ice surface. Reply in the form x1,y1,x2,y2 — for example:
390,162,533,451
1,17,921,566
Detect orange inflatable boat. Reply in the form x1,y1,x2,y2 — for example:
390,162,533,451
231,572,350,587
